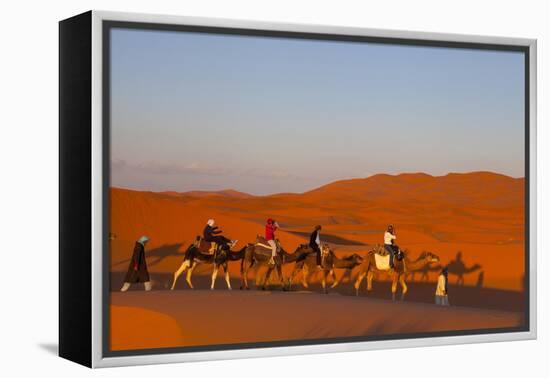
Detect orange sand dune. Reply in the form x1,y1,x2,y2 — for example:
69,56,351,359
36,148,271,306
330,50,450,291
110,305,183,350
110,290,523,351
110,172,525,291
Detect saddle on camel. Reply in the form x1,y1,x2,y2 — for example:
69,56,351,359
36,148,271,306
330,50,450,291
294,242,330,266
194,236,224,255
372,244,405,271
254,235,281,255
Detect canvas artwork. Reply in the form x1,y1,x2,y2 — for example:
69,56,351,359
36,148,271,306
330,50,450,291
106,26,528,354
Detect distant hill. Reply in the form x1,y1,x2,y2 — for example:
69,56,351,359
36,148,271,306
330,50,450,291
161,189,253,199
301,171,524,208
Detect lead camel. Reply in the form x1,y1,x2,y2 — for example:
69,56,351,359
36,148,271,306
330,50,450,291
354,245,439,300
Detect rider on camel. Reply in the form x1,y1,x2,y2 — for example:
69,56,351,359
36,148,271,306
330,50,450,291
265,218,279,265
384,225,398,268
203,219,237,250
309,225,323,268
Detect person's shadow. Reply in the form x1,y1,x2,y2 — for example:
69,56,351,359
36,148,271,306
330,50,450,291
476,271,485,288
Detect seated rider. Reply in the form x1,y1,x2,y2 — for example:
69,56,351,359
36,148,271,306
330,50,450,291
265,218,279,265
309,225,323,268
384,225,398,268
203,219,237,250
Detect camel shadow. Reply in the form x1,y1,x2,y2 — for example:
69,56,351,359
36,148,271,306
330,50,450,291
146,243,186,267
447,251,482,286
113,243,186,269
407,251,483,287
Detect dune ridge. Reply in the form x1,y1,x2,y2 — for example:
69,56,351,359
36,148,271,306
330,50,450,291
110,171,525,291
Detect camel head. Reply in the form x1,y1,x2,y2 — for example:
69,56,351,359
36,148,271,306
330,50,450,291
321,243,331,256
420,251,440,264
342,253,363,264
351,253,364,265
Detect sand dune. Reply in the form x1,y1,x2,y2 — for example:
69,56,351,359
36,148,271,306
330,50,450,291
110,305,184,350
110,290,524,351
110,172,525,291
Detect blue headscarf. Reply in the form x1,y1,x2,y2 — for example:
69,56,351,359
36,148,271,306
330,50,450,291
138,236,149,246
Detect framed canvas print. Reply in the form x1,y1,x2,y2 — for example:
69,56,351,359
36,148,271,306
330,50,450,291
59,10,537,368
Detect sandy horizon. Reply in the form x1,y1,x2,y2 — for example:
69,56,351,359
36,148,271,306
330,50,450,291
111,170,526,197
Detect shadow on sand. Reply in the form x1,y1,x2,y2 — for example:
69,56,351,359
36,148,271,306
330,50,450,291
110,270,525,313
407,251,484,286
112,243,185,269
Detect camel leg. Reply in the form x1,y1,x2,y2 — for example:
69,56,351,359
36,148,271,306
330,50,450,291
255,266,266,287
367,270,374,291
170,260,190,290
240,260,245,290
354,271,366,296
289,260,306,290
242,266,249,290
330,269,340,289
245,262,254,289
391,273,398,301
276,264,287,291
287,266,299,290
211,266,219,290
354,272,366,296
322,270,329,294
185,262,197,289
301,265,311,289
399,274,408,301
262,267,273,290
240,259,250,290
245,261,255,289
223,263,232,290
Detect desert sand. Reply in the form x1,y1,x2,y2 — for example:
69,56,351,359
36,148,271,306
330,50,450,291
109,172,526,351
110,290,524,351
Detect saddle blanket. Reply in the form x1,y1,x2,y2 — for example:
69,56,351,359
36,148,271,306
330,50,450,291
255,242,273,250
374,253,391,270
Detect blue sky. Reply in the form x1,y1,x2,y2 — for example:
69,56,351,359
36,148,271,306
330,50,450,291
110,28,525,195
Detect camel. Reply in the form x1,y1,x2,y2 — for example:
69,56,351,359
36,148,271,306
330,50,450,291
354,245,440,300
170,243,247,290
325,253,363,289
406,254,441,282
287,245,363,293
239,239,305,290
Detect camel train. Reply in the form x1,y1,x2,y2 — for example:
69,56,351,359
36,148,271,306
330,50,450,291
170,233,441,300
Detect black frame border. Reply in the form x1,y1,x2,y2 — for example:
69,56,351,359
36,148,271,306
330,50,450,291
101,20,531,359
59,11,93,367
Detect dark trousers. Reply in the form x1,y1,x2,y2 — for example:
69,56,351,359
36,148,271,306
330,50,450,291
310,243,322,265
385,244,396,267
206,235,231,249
